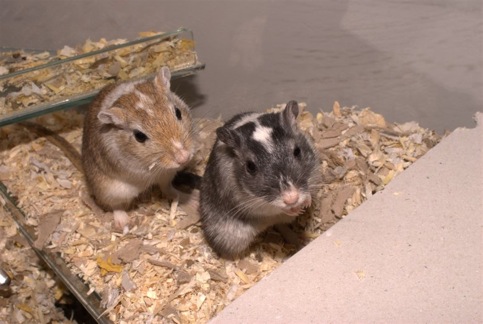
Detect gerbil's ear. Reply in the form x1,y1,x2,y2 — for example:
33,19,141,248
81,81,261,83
97,107,126,126
216,127,241,149
154,66,171,91
282,100,300,129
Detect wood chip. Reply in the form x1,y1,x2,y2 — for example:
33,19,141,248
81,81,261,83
121,271,137,292
96,256,123,275
207,269,228,283
176,213,200,230
0,102,443,323
332,186,356,218
316,138,340,150
342,125,365,139
234,269,251,284
114,238,143,263
148,259,178,270
332,101,342,118
237,260,259,275
176,270,192,284
319,191,337,223
33,210,62,249
160,305,181,323
358,108,387,128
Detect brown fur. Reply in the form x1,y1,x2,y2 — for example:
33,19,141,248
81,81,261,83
82,67,195,215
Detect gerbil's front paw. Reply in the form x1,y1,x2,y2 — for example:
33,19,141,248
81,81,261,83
179,190,200,212
113,210,130,234
164,186,180,201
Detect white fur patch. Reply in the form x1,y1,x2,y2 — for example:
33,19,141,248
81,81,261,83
148,162,157,171
232,113,261,130
108,179,141,201
101,81,142,111
172,140,183,149
252,125,273,152
134,90,154,115
231,113,275,151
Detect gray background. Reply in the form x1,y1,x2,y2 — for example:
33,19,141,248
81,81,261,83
1,0,482,133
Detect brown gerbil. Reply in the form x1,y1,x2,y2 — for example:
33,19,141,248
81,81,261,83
82,66,195,231
22,66,196,233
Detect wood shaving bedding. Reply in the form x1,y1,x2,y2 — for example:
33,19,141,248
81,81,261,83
0,202,73,323
0,102,442,323
0,30,199,119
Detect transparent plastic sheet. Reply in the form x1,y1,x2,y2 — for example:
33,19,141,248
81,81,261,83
0,182,112,323
0,27,205,127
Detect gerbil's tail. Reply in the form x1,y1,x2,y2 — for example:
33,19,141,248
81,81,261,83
19,121,83,172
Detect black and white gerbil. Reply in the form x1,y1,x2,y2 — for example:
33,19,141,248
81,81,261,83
199,101,321,259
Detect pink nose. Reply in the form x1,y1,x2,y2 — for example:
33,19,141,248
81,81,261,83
175,149,190,165
282,189,299,206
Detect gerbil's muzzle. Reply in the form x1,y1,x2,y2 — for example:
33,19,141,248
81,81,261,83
174,148,191,166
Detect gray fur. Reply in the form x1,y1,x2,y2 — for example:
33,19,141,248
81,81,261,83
200,101,321,259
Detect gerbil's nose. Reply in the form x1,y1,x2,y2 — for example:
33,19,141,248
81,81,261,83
282,189,299,206
172,140,191,166
175,149,190,166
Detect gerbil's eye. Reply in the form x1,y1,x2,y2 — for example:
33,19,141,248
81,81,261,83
175,107,182,120
293,146,301,158
245,160,257,175
133,130,148,143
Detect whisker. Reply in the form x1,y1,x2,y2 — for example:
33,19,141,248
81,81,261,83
192,120,220,134
229,195,274,219
226,196,262,216
225,196,260,217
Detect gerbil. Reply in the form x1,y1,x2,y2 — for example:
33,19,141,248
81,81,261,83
199,101,321,259
21,66,196,231
82,66,195,230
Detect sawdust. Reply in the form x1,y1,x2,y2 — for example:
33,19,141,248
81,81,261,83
0,102,442,323
0,30,201,120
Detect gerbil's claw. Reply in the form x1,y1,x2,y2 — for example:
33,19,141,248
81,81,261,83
169,197,179,221
113,210,130,232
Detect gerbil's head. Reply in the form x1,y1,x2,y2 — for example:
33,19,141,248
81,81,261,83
96,66,194,171
217,101,321,217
